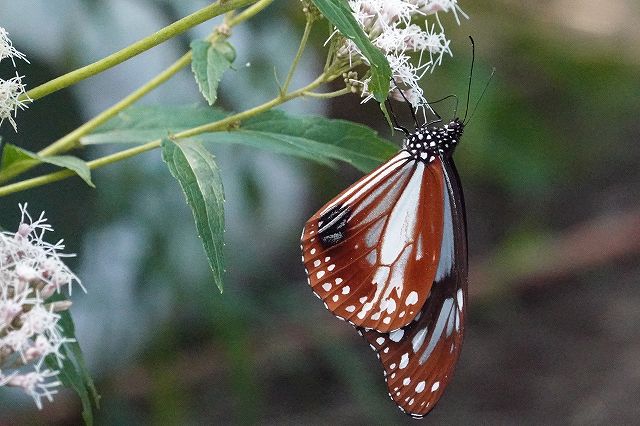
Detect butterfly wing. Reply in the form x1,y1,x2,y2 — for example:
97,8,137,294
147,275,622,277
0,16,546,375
301,151,446,333
359,157,468,418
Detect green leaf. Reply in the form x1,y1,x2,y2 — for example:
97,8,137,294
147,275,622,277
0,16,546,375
0,144,95,187
191,39,236,106
310,0,391,102
81,105,228,145
224,110,396,172
161,138,225,293
83,105,397,172
40,155,95,187
45,296,100,425
0,142,40,171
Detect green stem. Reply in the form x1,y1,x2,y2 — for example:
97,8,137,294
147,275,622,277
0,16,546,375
303,87,351,98
0,70,344,197
40,56,189,157
0,0,275,184
228,0,273,25
281,17,313,95
23,0,258,102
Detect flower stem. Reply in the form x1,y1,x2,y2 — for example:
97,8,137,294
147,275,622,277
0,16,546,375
22,0,258,102
303,87,351,98
281,17,314,95
0,69,346,198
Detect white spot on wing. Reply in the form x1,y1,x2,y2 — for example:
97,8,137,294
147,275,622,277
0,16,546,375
415,381,426,393
399,353,409,369
386,299,397,314
322,283,332,292
406,291,419,306
431,381,440,392
389,329,404,342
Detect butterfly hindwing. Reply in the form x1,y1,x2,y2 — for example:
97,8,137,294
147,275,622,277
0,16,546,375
360,158,468,418
301,152,446,333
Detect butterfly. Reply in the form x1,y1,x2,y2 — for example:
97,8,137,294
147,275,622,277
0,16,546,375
300,106,468,416
299,36,490,418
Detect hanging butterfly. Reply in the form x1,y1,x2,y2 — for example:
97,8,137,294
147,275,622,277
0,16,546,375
300,38,489,418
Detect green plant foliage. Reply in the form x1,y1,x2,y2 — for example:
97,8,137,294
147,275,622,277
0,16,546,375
82,106,397,172
161,138,225,293
0,143,94,187
191,39,237,106
220,110,397,172
310,0,391,102
81,105,229,144
45,297,100,426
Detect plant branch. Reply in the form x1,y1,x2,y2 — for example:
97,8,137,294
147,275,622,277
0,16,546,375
281,17,314,95
0,69,344,197
22,0,259,102
303,87,350,98
0,0,275,185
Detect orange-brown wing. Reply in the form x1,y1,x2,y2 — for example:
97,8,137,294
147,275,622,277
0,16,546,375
359,158,468,418
301,151,445,333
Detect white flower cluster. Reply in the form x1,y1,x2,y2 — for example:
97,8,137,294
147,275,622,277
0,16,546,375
338,0,467,107
0,205,82,409
0,26,29,131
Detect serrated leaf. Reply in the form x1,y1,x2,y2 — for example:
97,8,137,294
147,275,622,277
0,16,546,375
310,0,391,102
0,144,94,187
191,39,236,106
45,295,99,425
161,138,225,293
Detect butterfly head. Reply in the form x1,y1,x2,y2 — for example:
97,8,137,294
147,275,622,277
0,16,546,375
403,118,464,161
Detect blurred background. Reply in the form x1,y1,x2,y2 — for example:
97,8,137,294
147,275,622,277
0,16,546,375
1,0,639,424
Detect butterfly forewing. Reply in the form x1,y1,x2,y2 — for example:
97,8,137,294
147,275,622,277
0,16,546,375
301,152,446,333
360,159,468,418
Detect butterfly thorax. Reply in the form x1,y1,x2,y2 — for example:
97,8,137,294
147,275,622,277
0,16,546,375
403,118,464,162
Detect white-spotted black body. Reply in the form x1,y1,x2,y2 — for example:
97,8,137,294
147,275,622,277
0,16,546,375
402,118,465,162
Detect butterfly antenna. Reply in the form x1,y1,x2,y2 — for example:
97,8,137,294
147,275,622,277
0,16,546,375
391,78,419,128
386,99,410,136
462,35,475,123
428,94,459,111
464,67,495,125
